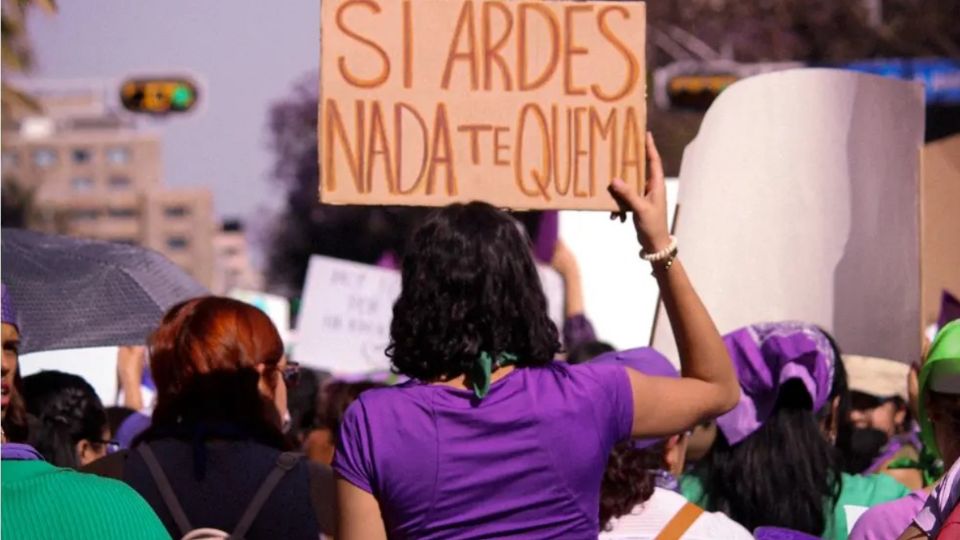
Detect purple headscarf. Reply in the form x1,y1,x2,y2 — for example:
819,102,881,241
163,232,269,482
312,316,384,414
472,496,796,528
1,283,17,331
593,347,679,449
716,321,836,446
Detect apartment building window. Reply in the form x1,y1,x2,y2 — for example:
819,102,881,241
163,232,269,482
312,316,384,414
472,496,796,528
164,205,189,218
71,177,95,192
167,236,189,250
108,176,132,190
71,209,100,221
107,207,139,219
32,148,57,168
2,150,19,167
106,147,131,164
72,148,92,164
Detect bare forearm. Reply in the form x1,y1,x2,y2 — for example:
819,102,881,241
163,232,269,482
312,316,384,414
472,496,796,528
655,260,739,413
562,266,585,318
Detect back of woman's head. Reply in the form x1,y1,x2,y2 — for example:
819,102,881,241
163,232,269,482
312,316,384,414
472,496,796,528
698,380,842,535
23,370,106,468
146,296,286,444
599,441,661,531
388,202,560,381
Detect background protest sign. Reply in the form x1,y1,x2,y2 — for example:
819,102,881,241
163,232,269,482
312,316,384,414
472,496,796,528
651,69,925,364
921,134,960,331
319,0,646,210
294,255,563,375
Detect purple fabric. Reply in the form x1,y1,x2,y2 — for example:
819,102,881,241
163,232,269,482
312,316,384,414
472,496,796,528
376,250,401,270
333,361,634,538
754,526,821,540
848,490,926,540
563,313,598,351
532,211,559,264
593,347,677,450
717,322,835,445
940,290,960,330
1,443,44,461
115,412,151,449
866,431,921,474
1,283,17,330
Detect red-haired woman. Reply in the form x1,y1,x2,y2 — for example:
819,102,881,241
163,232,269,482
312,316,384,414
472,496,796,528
89,297,334,539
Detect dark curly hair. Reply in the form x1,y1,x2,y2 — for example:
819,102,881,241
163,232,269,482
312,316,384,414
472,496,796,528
387,202,561,381
599,441,662,531
22,370,107,469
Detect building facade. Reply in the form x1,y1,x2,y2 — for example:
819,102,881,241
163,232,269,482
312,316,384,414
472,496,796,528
1,81,216,287
211,219,263,295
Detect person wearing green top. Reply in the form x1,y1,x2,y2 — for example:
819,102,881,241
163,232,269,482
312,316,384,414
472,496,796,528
2,448,170,540
681,322,909,540
1,283,167,539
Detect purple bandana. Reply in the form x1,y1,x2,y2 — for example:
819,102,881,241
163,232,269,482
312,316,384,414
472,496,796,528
1,284,16,331
716,322,835,445
593,347,679,449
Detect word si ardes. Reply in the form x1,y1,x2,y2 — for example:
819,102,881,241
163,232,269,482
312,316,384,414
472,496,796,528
322,0,646,204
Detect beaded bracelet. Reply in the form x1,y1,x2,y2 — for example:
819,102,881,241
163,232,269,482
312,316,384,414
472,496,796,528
639,236,678,262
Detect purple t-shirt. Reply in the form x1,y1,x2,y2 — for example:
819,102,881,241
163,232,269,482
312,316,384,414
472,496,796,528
334,361,634,539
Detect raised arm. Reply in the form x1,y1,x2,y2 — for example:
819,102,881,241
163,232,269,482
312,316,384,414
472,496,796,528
608,133,740,438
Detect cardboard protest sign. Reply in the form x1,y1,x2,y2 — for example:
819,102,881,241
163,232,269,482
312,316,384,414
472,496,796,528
921,135,960,331
650,69,925,364
294,255,564,375
319,0,646,210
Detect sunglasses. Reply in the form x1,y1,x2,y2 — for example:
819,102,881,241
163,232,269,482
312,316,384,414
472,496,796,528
282,361,301,388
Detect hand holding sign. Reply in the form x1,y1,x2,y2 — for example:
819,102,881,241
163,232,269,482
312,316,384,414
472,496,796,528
608,133,671,254
320,0,647,210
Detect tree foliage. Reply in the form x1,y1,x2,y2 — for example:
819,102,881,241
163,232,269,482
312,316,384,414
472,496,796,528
263,76,428,296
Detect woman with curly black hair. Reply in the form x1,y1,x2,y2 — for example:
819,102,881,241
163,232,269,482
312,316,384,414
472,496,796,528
595,348,752,539
334,134,741,539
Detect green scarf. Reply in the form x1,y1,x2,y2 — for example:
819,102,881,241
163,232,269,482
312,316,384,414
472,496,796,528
472,352,518,399
919,320,960,459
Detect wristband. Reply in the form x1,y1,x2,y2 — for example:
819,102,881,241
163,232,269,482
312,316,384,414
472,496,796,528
639,236,678,262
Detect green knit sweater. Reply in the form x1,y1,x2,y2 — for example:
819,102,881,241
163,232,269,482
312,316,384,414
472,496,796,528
2,460,170,540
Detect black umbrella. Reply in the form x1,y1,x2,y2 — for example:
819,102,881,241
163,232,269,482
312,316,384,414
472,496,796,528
1,228,208,353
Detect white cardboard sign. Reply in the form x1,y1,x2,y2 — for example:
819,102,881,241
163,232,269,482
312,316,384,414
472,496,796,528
651,69,925,364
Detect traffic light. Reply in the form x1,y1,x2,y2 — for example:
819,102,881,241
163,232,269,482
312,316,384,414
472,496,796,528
666,74,738,111
120,78,199,114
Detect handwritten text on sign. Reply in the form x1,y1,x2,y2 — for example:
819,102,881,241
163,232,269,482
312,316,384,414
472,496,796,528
320,0,646,210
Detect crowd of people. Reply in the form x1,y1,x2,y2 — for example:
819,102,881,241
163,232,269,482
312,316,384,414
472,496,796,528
2,133,959,539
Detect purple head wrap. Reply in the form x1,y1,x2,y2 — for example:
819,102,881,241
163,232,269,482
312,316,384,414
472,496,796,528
593,347,679,449
716,321,835,446
1,283,17,331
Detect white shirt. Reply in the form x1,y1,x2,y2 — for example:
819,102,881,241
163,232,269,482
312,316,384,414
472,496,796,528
600,488,755,540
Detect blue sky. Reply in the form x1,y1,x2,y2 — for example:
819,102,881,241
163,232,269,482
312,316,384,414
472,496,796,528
26,0,320,221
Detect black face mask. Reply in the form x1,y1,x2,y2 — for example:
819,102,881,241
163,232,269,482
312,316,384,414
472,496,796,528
843,427,890,474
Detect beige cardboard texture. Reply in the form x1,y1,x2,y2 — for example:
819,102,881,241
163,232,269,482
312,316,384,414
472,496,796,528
922,135,960,328
319,0,646,210
651,69,924,364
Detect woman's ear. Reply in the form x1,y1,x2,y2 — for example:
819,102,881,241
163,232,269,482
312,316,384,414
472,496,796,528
75,439,95,465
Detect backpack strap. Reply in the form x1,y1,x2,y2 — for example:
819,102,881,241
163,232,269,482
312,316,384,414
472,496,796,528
138,444,194,536
231,452,301,539
654,501,705,540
